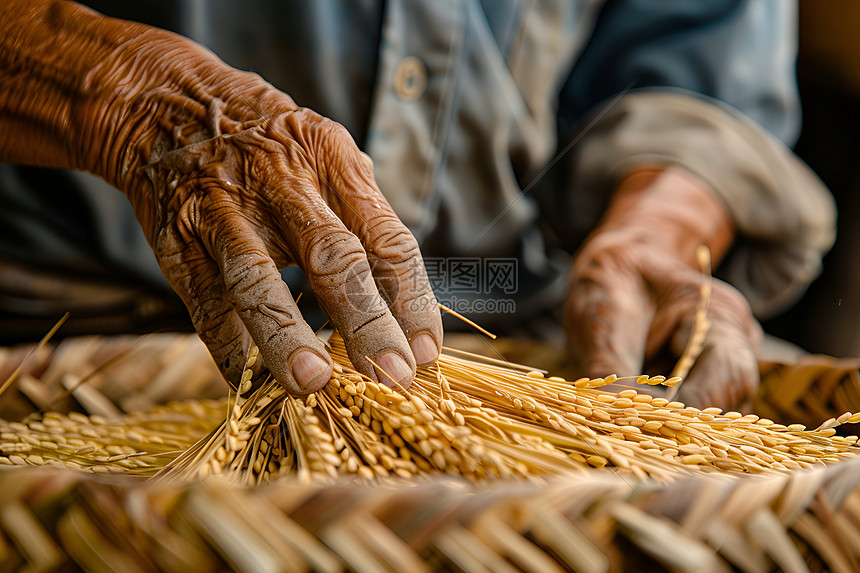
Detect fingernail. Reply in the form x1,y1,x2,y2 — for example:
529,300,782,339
290,350,331,392
375,352,413,388
410,333,438,365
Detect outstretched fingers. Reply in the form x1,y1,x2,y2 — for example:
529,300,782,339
154,219,257,389
320,142,443,366
292,207,418,388
198,192,333,395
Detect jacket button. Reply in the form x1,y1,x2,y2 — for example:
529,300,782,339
393,56,427,100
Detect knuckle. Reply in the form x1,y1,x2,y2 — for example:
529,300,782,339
294,111,354,149
319,117,353,144
306,232,393,320
277,108,331,154
366,232,436,316
357,151,375,172
295,106,325,125
283,107,323,132
366,217,421,264
223,252,276,296
303,227,368,284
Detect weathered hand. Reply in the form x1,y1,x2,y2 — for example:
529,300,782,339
0,0,442,394
565,167,762,410
140,108,443,395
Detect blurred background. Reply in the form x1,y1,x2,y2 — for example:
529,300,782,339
763,0,860,357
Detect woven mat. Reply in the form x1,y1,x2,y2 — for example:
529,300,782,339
2,332,860,572
2,457,860,572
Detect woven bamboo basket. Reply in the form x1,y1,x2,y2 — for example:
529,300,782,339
2,332,860,572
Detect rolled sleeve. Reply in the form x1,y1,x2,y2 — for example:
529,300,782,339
564,89,836,318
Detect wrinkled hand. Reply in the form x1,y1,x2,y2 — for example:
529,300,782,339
565,167,762,410
0,1,442,394
138,108,443,395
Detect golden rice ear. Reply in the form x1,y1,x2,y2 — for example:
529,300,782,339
667,244,713,400
2,329,860,483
